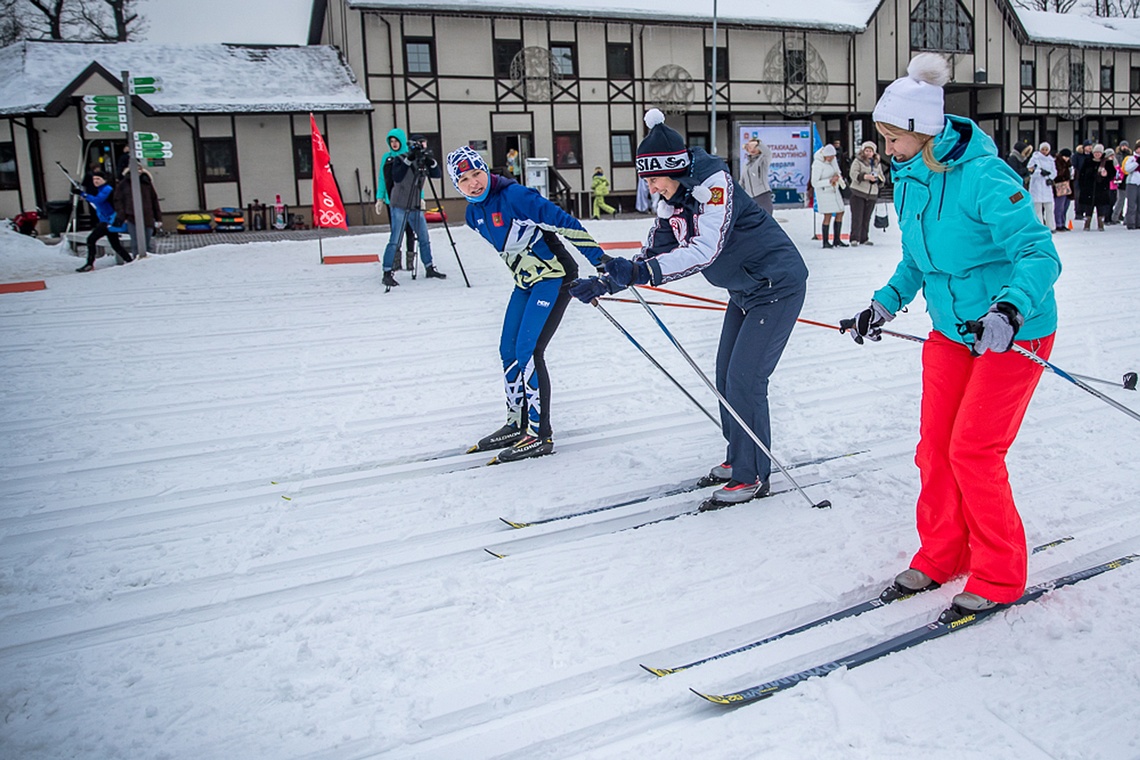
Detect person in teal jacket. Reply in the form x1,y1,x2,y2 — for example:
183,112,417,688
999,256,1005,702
842,54,1061,621
375,128,415,271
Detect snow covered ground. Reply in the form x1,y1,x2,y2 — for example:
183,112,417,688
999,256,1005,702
1,209,1138,759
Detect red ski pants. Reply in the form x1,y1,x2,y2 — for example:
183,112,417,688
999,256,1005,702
908,330,1055,604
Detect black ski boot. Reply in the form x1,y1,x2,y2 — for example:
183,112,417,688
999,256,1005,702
425,265,447,279
490,435,554,464
467,422,524,453
382,271,399,288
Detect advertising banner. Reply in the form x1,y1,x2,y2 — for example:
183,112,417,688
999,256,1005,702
737,123,814,204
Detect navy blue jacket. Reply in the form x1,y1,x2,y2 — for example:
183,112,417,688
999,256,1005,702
642,148,808,311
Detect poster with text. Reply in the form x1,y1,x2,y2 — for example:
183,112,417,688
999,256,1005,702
738,123,813,202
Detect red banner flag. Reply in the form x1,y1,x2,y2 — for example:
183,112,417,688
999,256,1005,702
310,113,347,229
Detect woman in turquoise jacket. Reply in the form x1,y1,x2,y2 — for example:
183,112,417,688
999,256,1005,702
375,127,415,271
843,54,1061,621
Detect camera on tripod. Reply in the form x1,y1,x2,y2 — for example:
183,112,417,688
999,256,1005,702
406,139,435,174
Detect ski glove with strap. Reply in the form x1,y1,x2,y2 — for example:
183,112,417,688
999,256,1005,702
840,300,894,344
603,257,652,289
960,302,1023,356
569,276,620,303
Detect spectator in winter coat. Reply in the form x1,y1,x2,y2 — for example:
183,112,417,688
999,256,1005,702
1026,142,1056,228
811,144,847,248
75,170,131,272
1123,150,1140,230
1112,147,1131,223
113,166,162,256
847,141,885,246
1004,140,1032,186
1052,149,1074,232
569,108,809,507
447,146,607,463
1076,144,1113,230
375,128,416,272
591,167,616,219
739,138,773,213
843,53,1060,618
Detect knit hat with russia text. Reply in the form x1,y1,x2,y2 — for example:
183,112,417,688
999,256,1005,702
872,53,951,136
635,109,690,177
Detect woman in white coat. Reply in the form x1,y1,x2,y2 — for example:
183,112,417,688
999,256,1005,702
1027,142,1057,229
812,144,847,247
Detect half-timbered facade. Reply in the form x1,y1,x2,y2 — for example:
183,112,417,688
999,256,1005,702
315,0,1140,209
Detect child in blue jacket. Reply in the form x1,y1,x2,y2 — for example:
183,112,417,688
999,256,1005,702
75,170,131,272
446,147,606,463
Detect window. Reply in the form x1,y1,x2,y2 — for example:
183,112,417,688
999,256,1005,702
1132,66,1140,93
554,132,581,168
607,43,633,80
405,38,435,75
785,48,807,85
200,137,238,182
551,43,577,78
689,133,710,153
0,141,17,190
293,135,312,180
494,39,522,79
704,47,729,81
910,0,972,53
1020,60,1036,89
1070,62,1086,93
1101,65,1114,92
611,132,635,166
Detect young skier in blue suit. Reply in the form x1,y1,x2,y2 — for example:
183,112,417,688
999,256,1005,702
446,146,607,463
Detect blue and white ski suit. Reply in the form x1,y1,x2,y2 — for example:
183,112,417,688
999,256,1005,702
465,174,606,438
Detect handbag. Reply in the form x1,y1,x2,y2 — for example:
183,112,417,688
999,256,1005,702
1053,180,1071,198
873,203,889,230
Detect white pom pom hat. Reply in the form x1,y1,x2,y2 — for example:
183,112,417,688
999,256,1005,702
635,108,691,177
872,53,951,136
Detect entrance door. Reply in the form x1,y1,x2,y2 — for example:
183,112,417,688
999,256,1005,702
492,132,532,182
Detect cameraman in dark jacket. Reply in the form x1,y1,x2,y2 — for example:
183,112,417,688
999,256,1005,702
382,133,446,287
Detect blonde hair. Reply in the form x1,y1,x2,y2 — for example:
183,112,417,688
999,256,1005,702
876,121,947,173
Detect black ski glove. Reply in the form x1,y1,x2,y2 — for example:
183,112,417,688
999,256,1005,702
960,302,1023,356
604,257,651,289
840,300,894,344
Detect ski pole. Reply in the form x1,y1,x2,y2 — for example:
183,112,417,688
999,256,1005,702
627,286,831,509
592,301,721,428
838,320,1140,425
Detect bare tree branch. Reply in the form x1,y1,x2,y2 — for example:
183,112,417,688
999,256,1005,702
1012,0,1080,11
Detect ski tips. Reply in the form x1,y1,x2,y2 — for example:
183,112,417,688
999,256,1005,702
466,444,480,454
690,688,738,705
499,517,530,529
639,664,677,678
486,456,500,466
484,548,507,559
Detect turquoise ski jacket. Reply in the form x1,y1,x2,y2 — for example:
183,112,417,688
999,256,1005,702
873,115,1060,344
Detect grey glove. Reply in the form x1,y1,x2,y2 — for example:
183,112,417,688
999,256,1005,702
839,300,894,345
963,302,1024,355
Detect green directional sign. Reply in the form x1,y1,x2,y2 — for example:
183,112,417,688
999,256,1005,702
85,113,129,124
83,94,124,105
85,104,125,114
137,141,174,151
131,76,162,86
135,150,173,159
133,132,160,142
131,85,162,95
85,123,126,132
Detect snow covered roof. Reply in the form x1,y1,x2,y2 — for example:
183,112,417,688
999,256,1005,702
1014,9,1140,49
346,0,883,33
347,0,1140,48
0,41,372,117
